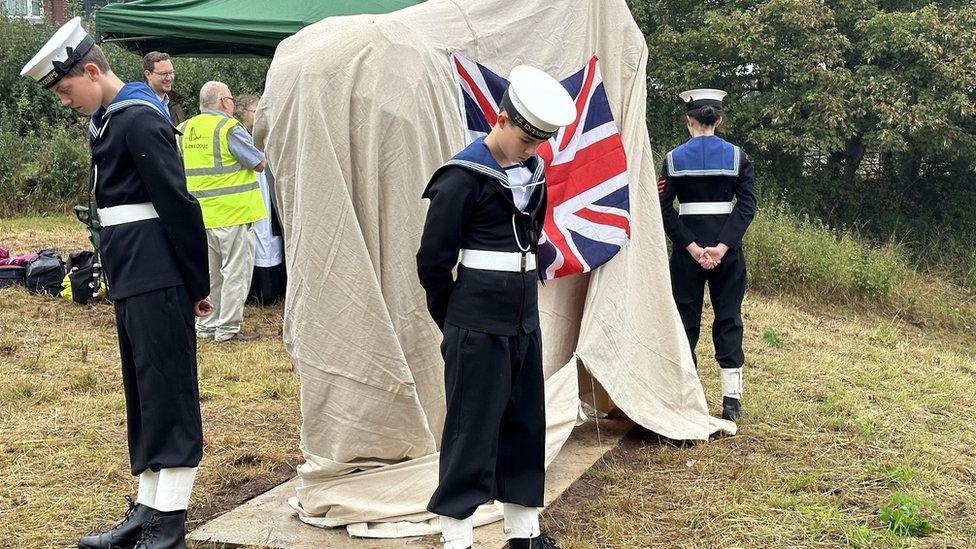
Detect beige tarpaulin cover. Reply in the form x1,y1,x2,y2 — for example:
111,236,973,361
253,0,735,538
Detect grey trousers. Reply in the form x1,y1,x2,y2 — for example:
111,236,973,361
197,224,255,341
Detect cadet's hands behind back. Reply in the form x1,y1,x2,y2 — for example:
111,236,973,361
687,242,718,270
699,243,729,270
699,251,718,269
687,242,729,270
194,297,213,317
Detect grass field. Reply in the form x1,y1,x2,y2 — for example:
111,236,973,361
2,215,975,548
545,295,976,548
1,216,301,548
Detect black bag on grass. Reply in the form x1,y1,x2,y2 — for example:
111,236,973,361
66,251,103,304
0,265,26,288
26,249,65,296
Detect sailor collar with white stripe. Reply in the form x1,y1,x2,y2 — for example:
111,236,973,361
423,137,547,215
89,82,172,141
666,135,741,177
444,137,545,188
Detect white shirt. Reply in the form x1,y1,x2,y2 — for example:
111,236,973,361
253,171,283,267
504,164,535,211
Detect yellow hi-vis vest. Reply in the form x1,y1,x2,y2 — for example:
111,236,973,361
177,113,266,229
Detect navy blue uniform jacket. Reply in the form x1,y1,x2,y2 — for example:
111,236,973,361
417,138,547,336
89,82,209,302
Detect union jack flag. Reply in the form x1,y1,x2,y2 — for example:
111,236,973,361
450,51,630,279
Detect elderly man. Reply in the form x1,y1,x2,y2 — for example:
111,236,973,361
143,51,185,125
178,81,267,342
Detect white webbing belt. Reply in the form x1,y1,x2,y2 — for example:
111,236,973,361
459,249,537,272
678,201,734,215
97,203,160,227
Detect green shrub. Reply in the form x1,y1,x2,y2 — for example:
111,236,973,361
877,492,937,537
0,14,270,216
0,124,89,216
746,203,911,301
745,203,976,329
0,16,84,135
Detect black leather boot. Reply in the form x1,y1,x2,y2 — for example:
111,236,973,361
78,498,154,549
133,510,187,549
508,533,560,548
722,396,744,421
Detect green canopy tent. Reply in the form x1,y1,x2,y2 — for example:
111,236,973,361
94,0,424,57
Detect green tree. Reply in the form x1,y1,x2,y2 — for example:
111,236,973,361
0,15,83,135
0,12,270,215
630,0,976,259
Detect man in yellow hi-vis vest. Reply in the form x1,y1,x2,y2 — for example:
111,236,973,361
179,81,267,342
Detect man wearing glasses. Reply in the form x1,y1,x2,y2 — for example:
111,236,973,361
178,81,268,342
143,51,185,125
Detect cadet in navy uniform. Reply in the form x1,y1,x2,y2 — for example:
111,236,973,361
658,89,756,421
21,18,211,549
417,66,576,549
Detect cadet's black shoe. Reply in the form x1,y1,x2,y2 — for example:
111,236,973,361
78,498,154,549
133,510,187,549
722,396,744,421
508,533,560,548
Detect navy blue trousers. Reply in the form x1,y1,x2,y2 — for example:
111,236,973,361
115,285,203,475
427,324,546,519
670,247,747,370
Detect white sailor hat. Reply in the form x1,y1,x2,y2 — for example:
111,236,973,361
500,65,577,140
679,88,727,112
20,17,96,88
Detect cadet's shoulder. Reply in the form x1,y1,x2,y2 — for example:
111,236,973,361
723,140,753,170
439,164,486,182
422,164,485,199
113,105,171,132
128,104,169,121
731,142,752,164
718,137,750,159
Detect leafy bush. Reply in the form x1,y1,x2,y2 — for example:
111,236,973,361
746,203,912,301
0,16,84,135
629,0,976,287
745,203,976,329
0,123,88,215
877,492,937,537
0,14,269,216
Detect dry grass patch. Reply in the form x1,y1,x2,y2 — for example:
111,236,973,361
0,216,300,547
545,295,976,548
4,214,976,548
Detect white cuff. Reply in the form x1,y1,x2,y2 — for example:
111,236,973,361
136,470,160,507
153,467,197,512
720,367,744,399
502,503,540,539
440,515,473,549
